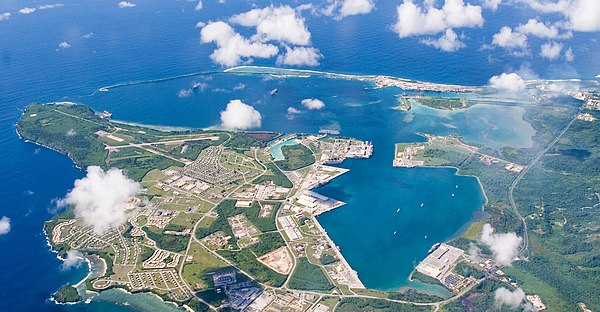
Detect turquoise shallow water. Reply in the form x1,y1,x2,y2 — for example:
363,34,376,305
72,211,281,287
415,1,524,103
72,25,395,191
84,71,513,291
269,139,299,161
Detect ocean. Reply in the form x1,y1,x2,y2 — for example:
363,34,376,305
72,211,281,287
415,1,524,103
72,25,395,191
0,0,598,310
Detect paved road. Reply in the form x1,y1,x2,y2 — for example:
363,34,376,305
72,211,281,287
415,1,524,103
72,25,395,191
508,104,584,256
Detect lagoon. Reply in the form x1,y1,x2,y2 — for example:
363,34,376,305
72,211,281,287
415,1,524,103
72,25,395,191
80,70,529,291
269,139,299,161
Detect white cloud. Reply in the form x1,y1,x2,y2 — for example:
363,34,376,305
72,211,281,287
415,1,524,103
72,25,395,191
520,0,600,32
540,41,562,60
81,32,94,39
220,100,262,130
200,21,279,67
489,73,527,92
178,89,193,98
0,12,10,21
195,21,206,28
339,0,375,18
565,0,600,32
118,1,136,8
518,0,570,13
393,0,483,38
286,107,301,120
61,250,84,270
422,29,465,52
276,46,322,66
564,47,574,61
193,82,208,91
200,5,321,67
230,5,311,46
66,129,77,137
195,0,202,11
287,107,301,114
494,287,531,310
57,166,142,235
492,26,528,50
19,7,37,14
480,223,522,265
483,0,501,10
233,83,246,90
301,98,325,110
491,19,572,55
57,41,71,50
516,19,562,39
0,216,10,235
39,3,64,10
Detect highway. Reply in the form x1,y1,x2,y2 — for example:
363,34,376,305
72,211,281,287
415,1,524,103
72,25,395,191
509,103,584,257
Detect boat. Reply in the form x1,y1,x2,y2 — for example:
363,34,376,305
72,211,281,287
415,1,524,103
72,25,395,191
319,129,340,135
420,203,424,207
396,208,400,212
452,193,455,197
393,231,397,235
428,242,441,253
270,88,278,95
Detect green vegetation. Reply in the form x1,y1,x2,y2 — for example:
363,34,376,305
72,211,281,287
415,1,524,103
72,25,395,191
414,96,468,110
441,280,503,311
139,246,154,263
185,299,210,312
418,148,471,166
454,261,485,279
250,232,286,256
17,103,109,167
506,109,600,309
164,135,228,161
319,253,337,265
252,162,293,188
336,298,428,312
144,227,189,253
95,250,114,276
411,271,445,288
196,289,228,307
182,242,230,289
109,154,181,182
275,144,315,170
225,132,280,151
288,257,334,291
388,289,444,303
218,249,286,287
195,201,236,243
53,284,82,303
196,200,281,242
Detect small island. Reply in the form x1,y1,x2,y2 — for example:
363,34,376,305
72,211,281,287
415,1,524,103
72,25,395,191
53,284,82,304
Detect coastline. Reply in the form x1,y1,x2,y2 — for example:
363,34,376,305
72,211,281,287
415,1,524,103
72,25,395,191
23,102,489,305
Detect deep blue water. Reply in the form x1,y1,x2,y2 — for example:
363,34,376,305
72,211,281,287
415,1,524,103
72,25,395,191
0,0,598,310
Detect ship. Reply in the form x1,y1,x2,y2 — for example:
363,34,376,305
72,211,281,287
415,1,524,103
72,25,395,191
428,242,441,254
319,129,340,135
270,88,278,95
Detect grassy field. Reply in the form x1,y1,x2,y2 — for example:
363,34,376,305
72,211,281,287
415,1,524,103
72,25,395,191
414,96,467,110
287,257,334,291
252,162,293,188
217,249,286,287
275,144,315,171
182,242,230,290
